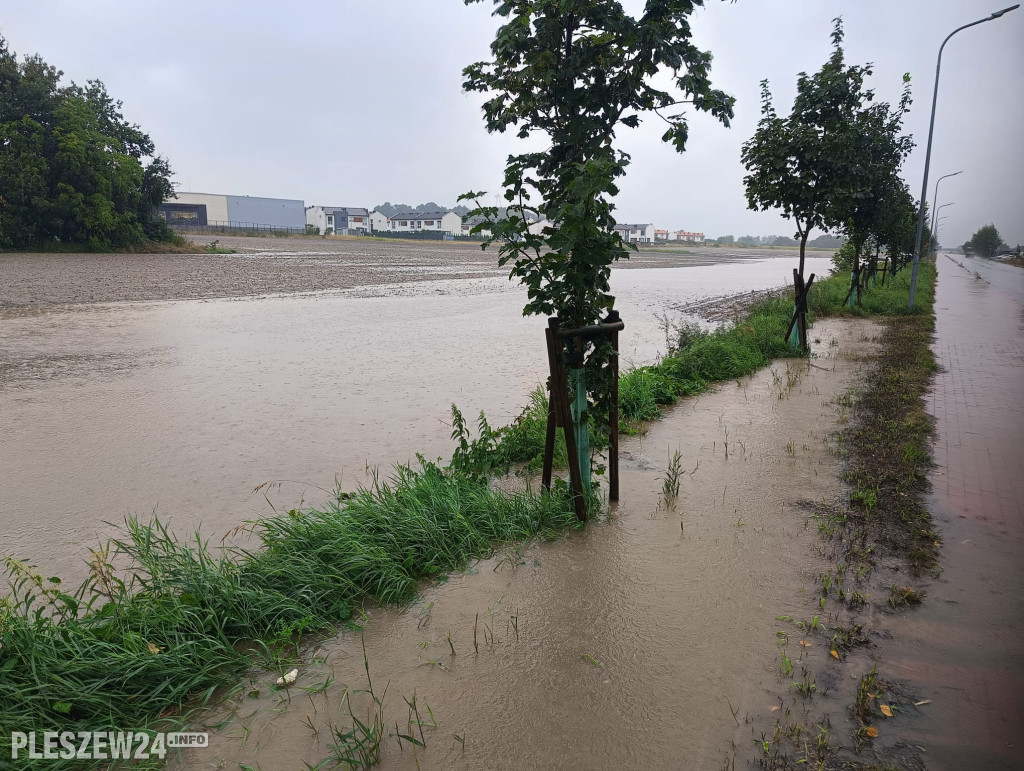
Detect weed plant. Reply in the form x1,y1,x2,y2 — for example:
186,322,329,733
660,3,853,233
0,459,587,767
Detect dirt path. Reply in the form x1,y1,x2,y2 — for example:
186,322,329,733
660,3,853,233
168,318,880,770
878,255,1024,769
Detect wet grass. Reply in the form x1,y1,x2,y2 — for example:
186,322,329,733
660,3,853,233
757,264,937,769
0,460,588,768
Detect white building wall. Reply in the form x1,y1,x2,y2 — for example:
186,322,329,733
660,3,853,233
441,212,462,235
172,193,229,223
306,207,327,233
370,211,388,232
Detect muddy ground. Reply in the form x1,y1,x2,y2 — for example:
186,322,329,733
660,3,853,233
0,237,816,307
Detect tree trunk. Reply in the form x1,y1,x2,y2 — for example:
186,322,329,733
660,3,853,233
797,229,809,348
798,228,808,280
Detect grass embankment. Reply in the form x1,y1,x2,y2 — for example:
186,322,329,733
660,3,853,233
491,265,935,469
0,461,585,768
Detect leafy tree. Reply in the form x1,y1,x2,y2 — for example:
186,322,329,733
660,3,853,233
737,235,759,246
461,0,733,484
837,76,914,296
0,36,175,249
871,180,921,276
715,235,735,245
810,233,844,249
741,19,873,341
773,235,797,246
967,224,1002,258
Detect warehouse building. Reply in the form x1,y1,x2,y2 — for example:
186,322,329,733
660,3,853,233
158,192,306,230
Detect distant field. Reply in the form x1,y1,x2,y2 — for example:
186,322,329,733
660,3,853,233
0,235,820,307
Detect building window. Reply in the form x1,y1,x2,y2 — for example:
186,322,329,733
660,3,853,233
352,217,363,223
424,221,433,226
399,221,407,226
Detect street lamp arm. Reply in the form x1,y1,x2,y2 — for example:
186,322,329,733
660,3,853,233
908,4,1019,308
931,171,963,245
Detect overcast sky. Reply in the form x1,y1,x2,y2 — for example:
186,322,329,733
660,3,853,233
4,0,1022,246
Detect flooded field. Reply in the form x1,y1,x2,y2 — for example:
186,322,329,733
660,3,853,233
1,239,831,583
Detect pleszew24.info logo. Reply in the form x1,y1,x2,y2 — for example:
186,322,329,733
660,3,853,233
10,731,208,760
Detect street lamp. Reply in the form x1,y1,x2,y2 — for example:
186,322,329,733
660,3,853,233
907,4,1019,308
932,203,954,250
930,171,963,250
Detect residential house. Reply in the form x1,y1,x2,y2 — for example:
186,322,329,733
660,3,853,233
369,211,389,233
614,223,655,243
673,230,705,243
388,210,462,235
654,229,670,242
305,206,372,235
461,214,492,237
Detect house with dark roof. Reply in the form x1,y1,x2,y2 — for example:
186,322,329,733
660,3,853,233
387,210,462,236
305,206,372,235
613,223,655,243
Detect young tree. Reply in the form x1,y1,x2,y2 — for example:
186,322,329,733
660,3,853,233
837,77,914,302
462,0,734,483
741,19,873,343
967,224,1002,258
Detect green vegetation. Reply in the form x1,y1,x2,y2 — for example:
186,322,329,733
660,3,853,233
0,457,587,767
742,18,918,344
0,36,176,251
963,223,1004,258
199,239,235,254
809,262,935,317
461,0,734,467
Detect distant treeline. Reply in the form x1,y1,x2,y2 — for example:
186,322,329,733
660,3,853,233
372,201,471,218
706,234,844,248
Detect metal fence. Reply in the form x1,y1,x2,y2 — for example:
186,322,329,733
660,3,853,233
371,230,457,241
171,220,306,235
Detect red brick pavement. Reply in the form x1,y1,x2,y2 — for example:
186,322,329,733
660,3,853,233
883,256,1024,770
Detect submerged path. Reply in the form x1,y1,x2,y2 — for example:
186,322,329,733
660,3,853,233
887,254,1024,769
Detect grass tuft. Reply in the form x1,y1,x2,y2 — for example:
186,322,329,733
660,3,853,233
0,461,586,767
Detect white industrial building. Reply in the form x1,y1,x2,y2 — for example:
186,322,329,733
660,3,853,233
160,192,305,229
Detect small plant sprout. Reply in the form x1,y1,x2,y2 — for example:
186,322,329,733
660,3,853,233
662,448,683,504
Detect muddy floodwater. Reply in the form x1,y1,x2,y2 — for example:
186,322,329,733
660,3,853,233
165,317,877,770
1,240,832,584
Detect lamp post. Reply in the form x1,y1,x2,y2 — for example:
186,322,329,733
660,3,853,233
907,5,1019,308
933,203,954,250
930,171,963,252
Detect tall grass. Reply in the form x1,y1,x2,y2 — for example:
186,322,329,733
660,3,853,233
0,461,585,768
807,263,935,317
617,295,798,423
612,265,937,425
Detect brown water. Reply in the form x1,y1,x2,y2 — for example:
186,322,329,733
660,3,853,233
163,317,879,770
1,257,832,581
